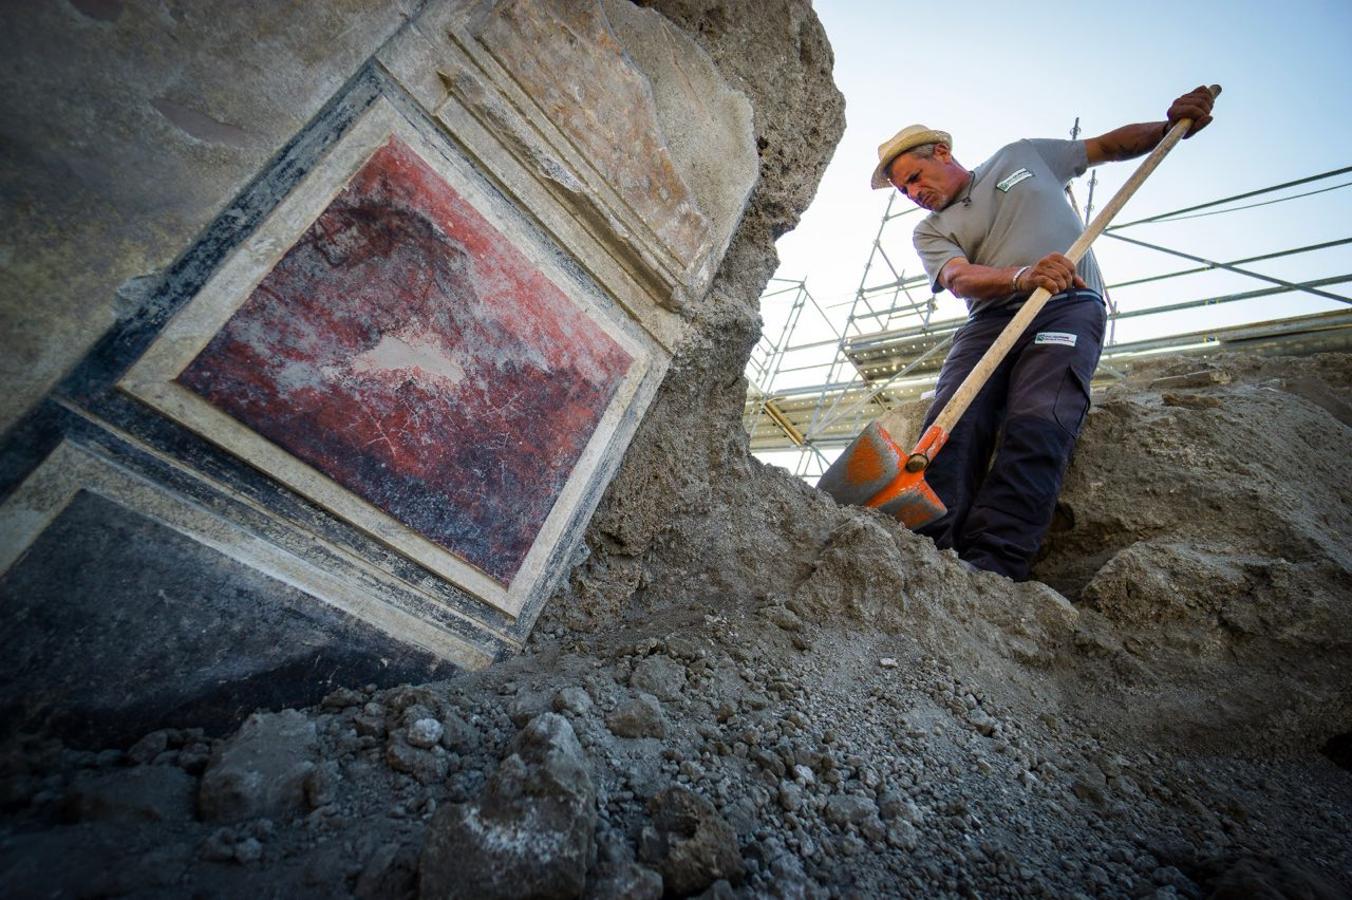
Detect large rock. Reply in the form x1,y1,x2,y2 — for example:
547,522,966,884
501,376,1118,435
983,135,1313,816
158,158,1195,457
607,693,668,739
638,786,745,895
629,655,688,701
791,516,914,626
385,733,451,785
588,861,664,900
1081,540,1247,632
823,794,878,827
198,709,318,822
419,713,597,899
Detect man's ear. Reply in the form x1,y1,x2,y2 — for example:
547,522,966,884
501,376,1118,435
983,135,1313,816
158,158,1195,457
933,143,953,162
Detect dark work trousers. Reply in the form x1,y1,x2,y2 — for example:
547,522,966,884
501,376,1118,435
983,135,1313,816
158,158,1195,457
916,289,1105,580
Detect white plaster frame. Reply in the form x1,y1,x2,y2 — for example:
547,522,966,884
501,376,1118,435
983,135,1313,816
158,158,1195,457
120,97,659,621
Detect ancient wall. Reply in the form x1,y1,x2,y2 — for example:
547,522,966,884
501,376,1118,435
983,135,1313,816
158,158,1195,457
0,0,785,747
554,0,848,628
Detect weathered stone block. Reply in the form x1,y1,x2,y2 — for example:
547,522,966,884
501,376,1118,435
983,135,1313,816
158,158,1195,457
639,786,745,895
59,766,198,825
198,709,319,823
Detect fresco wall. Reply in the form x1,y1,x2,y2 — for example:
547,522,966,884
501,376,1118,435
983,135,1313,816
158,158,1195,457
0,0,756,746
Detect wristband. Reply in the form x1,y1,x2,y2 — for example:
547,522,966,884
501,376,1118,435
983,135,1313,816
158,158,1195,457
1012,266,1030,292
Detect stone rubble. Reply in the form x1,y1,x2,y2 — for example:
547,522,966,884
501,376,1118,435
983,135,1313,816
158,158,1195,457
0,570,1349,896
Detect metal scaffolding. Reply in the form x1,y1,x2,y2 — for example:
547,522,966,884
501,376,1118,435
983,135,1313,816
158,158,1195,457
744,163,1352,480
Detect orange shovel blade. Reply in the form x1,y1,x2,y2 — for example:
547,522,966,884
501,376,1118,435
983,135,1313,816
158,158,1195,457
819,422,950,531
864,422,951,530
869,469,947,530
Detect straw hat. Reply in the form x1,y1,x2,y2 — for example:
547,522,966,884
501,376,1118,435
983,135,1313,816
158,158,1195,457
870,125,952,190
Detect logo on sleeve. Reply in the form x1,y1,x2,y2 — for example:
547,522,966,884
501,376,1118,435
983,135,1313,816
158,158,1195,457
1034,331,1077,347
996,168,1034,192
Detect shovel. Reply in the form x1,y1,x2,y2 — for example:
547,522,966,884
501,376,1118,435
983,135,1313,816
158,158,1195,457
819,86,1220,530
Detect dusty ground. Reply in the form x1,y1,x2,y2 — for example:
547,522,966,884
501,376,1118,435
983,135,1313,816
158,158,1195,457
2,351,1348,899
2,2,1350,897
2,400,1350,896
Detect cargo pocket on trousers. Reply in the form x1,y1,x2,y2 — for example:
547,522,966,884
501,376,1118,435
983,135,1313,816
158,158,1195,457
1052,366,1092,437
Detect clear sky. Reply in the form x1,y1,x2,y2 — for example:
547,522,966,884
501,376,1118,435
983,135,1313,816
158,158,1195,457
766,0,1352,376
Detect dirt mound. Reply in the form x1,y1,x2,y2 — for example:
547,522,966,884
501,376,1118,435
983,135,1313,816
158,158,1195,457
3,551,1349,897
1037,354,1352,751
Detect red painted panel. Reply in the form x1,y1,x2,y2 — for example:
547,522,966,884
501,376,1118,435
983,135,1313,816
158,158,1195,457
177,137,633,585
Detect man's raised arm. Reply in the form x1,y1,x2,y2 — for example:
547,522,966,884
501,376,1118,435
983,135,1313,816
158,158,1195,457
1085,85,1217,165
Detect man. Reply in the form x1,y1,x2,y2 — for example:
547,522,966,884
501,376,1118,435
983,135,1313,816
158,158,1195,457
871,86,1216,580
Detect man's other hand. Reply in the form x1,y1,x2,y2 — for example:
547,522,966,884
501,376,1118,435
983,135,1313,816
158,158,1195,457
1019,253,1086,295
1167,85,1217,138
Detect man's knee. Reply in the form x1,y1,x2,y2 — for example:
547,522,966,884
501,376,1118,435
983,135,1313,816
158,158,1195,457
987,415,1078,513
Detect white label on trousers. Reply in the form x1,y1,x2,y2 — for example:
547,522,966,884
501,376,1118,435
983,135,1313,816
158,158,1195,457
1034,332,1077,347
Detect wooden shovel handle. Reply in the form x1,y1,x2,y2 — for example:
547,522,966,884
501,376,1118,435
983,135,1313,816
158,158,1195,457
920,85,1222,453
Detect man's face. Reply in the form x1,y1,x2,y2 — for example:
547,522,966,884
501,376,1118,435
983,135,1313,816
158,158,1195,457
887,145,963,211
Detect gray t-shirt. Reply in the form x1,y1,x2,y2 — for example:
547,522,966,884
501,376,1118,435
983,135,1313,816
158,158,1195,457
913,138,1105,315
